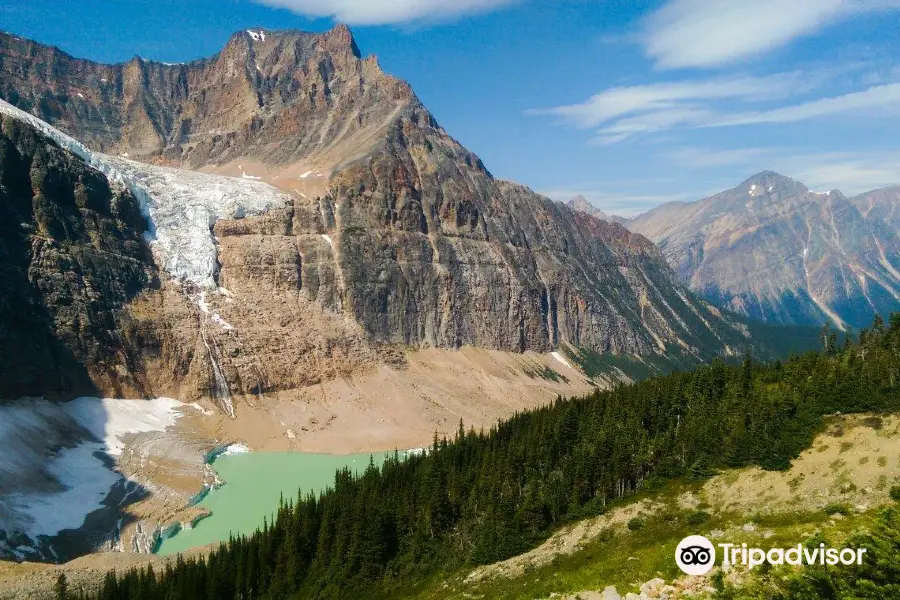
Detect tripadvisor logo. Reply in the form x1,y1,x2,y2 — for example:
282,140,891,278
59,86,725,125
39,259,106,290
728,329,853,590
676,535,716,575
675,535,868,576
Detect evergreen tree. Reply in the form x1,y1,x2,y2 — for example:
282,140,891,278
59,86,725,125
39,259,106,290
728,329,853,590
54,573,68,600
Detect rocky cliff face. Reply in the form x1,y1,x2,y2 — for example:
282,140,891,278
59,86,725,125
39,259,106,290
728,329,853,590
0,27,752,405
853,185,900,235
0,114,155,399
626,172,900,329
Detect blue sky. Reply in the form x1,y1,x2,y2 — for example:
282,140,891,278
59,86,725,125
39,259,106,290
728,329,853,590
3,0,900,215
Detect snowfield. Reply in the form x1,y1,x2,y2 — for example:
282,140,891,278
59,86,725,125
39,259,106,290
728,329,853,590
0,98,291,288
0,397,183,553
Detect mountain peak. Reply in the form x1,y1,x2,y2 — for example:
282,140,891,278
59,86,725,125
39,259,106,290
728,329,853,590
743,170,794,185
738,171,808,196
567,195,607,219
223,25,361,59
324,23,361,58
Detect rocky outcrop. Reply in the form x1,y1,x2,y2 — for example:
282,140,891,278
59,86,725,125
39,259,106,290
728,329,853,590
853,185,900,236
0,114,155,399
566,195,630,225
318,109,745,356
626,172,900,330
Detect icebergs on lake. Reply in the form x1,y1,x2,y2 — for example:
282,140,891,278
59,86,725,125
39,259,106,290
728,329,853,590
221,443,251,456
0,98,292,289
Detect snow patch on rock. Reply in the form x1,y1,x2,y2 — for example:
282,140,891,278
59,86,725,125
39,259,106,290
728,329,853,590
212,313,234,331
221,443,251,456
186,403,214,416
550,351,573,369
0,397,182,547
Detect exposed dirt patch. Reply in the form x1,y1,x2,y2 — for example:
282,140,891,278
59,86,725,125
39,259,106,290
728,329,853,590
701,414,900,515
198,346,595,454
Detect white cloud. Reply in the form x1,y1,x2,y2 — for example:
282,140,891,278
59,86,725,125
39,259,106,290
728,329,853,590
253,0,519,25
533,75,900,143
710,83,900,126
788,153,900,193
527,72,811,129
643,0,900,69
590,107,713,144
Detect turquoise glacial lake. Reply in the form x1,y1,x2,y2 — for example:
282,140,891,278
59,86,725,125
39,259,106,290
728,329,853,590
155,450,398,555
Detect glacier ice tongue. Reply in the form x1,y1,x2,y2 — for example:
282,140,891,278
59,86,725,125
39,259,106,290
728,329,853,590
0,98,291,288
102,156,291,287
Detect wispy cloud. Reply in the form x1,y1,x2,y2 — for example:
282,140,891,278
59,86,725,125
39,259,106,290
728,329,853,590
531,76,900,143
526,73,811,129
710,83,900,126
252,0,519,25
643,0,900,69
790,153,900,193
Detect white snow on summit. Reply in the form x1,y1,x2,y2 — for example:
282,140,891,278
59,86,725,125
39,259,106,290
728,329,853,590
0,98,291,288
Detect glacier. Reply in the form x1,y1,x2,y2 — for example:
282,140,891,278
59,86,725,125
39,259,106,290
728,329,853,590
0,98,292,288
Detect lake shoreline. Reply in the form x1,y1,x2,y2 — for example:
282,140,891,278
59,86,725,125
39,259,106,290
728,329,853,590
154,448,423,556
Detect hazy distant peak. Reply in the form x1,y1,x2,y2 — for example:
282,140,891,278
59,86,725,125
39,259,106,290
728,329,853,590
567,195,607,219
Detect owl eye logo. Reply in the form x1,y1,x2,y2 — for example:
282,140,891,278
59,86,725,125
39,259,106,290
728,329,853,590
680,545,712,565
676,535,716,575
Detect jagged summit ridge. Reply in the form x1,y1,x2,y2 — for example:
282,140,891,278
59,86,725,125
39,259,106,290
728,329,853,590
0,24,409,177
740,170,805,191
566,195,608,220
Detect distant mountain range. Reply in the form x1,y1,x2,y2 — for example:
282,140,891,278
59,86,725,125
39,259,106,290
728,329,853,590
569,173,900,330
